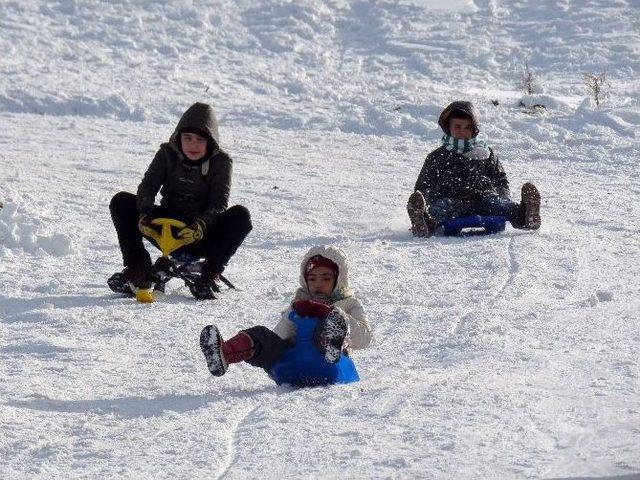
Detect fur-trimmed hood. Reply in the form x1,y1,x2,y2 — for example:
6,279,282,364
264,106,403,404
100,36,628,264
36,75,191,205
273,245,371,350
298,245,353,300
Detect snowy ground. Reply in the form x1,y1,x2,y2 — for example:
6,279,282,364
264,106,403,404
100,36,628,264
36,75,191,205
1,1,639,479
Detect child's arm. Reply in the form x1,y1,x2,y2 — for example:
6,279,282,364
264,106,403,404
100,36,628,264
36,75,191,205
272,307,295,341
200,153,232,228
490,150,510,197
272,289,307,341
413,150,438,198
136,149,167,215
335,298,372,350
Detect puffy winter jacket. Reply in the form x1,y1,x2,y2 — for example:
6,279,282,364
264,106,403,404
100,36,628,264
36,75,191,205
136,102,232,228
416,100,510,201
414,146,509,202
273,245,373,351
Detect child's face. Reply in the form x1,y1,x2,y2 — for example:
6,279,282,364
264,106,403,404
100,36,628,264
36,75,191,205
306,266,336,296
449,118,474,139
181,132,208,161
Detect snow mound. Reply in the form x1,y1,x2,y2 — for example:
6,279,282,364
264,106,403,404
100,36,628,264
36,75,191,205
0,89,145,121
0,200,73,256
518,94,573,112
571,98,639,138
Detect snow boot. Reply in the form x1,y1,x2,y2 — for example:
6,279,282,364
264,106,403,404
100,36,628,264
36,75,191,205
199,326,254,376
520,182,541,230
407,191,436,237
222,332,255,364
200,325,227,376
108,272,134,296
190,277,220,300
190,261,223,300
317,310,349,364
108,264,152,295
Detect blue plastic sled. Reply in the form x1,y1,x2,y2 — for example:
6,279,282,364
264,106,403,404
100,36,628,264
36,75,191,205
268,313,360,387
439,215,507,236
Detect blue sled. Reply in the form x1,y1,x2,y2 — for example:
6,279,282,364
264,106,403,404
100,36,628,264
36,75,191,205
268,313,360,387
440,215,508,236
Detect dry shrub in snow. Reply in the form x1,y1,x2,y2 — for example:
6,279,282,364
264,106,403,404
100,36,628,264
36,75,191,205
584,71,607,106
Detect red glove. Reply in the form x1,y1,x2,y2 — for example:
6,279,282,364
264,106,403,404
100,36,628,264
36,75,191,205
292,300,332,319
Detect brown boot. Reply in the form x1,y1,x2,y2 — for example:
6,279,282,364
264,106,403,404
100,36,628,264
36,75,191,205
407,191,436,237
520,182,541,230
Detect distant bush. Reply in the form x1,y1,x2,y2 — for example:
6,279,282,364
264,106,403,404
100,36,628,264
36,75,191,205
584,72,607,106
521,62,537,95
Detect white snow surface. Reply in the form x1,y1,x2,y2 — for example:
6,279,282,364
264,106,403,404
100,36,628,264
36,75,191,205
1,0,639,478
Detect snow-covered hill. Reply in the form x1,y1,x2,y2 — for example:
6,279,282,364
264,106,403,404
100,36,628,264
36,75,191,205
1,1,638,478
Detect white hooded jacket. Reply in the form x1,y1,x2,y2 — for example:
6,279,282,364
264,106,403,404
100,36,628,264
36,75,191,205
272,245,373,350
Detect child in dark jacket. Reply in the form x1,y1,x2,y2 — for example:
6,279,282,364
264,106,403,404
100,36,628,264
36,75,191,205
108,102,252,299
407,101,541,237
199,245,372,377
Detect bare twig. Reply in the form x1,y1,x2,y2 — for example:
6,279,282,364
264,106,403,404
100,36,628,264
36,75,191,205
521,62,536,95
584,72,607,106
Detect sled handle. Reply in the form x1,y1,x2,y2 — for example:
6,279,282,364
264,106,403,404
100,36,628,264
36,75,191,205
145,218,192,257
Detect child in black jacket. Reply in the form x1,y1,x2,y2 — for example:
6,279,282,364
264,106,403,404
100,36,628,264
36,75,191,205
408,101,541,237
108,102,252,298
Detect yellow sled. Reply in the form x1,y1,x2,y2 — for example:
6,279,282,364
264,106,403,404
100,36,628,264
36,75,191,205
135,218,193,303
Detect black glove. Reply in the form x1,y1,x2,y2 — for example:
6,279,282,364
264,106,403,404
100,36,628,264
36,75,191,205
138,214,156,237
178,218,206,244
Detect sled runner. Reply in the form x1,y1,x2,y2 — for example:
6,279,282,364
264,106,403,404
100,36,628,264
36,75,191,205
438,215,507,236
268,313,360,387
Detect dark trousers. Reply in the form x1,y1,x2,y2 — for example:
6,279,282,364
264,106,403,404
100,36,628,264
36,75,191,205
427,194,520,225
241,326,290,370
110,191,252,271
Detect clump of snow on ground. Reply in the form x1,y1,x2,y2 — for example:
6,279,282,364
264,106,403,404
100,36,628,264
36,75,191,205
0,197,73,256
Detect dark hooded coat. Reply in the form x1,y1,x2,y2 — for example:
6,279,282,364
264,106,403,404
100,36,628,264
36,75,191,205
414,101,509,201
136,103,232,228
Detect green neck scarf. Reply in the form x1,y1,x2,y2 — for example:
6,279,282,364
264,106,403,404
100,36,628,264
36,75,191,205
442,134,487,154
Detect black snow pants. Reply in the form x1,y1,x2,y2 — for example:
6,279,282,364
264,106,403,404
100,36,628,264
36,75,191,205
241,326,291,370
110,191,252,272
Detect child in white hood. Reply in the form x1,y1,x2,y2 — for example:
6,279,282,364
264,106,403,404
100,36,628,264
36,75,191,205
199,245,372,377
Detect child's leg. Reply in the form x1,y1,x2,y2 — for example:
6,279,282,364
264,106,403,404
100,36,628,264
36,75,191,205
407,191,437,237
427,197,469,224
473,194,520,218
109,191,152,270
473,190,541,229
242,326,289,369
200,325,288,376
196,205,252,279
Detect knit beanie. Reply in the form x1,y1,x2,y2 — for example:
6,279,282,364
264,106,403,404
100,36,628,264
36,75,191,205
304,255,339,280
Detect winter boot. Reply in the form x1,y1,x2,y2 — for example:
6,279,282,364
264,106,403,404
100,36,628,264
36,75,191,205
108,271,134,296
520,182,541,230
407,191,436,237
190,261,223,300
318,310,349,364
199,325,254,376
108,264,152,295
